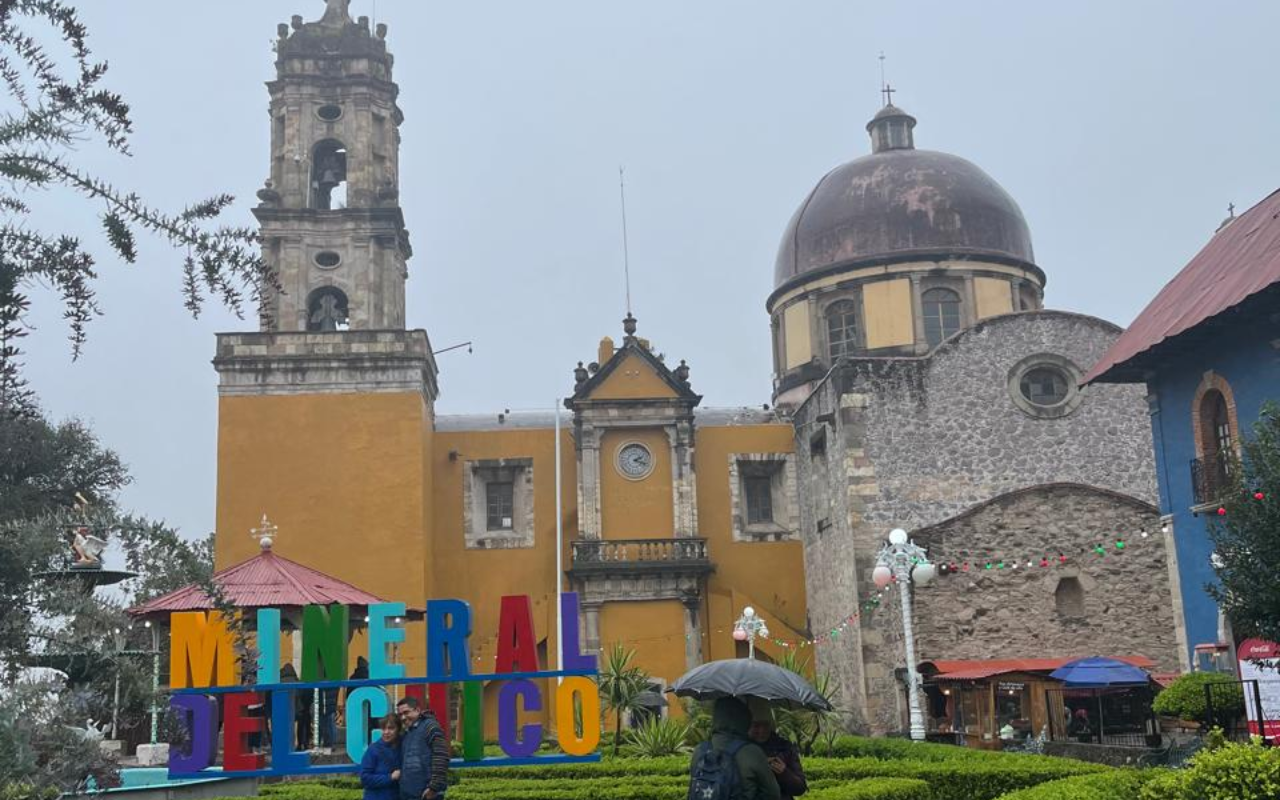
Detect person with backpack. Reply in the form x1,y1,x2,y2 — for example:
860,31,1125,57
688,697,781,800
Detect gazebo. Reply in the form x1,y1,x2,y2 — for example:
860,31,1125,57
126,517,419,762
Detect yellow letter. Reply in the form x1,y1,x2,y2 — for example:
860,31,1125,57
555,676,601,756
170,611,239,689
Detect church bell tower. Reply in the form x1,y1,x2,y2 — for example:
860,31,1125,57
255,0,410,332
211,1,438,670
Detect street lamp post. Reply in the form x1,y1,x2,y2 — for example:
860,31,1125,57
733,606,769,659
872,528,936,742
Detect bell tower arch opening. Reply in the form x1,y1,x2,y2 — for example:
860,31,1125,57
311,139,348,210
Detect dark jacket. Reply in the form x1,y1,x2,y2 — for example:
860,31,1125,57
399,712,449,798
758,734,807,799
693,698,780,800
360,738,401,800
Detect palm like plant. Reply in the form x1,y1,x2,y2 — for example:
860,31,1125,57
597,643,649,756
774,649,840,755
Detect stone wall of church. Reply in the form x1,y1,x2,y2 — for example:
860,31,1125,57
794,310,1170,734
911,484,1179,671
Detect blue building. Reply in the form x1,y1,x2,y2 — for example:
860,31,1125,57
1086,190,1280,672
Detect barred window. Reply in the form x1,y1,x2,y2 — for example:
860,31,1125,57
826,300,859,360
922,288,961,346
745,476,773,524
486,482,514,530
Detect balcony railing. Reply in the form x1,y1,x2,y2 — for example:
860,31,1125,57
570,537,713,574
1190,455,1231,506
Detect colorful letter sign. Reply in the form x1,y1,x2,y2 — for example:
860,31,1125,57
166,593,601,778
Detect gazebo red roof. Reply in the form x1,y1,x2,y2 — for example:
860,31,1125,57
1085,188,1280,384
128,547,401,619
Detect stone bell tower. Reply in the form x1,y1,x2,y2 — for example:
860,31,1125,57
254,0,409,332
212,1,438,657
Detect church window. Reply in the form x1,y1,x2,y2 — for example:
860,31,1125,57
316,104,343,122
1195,388,1235,501
486,481,514,530
311,139,348,210
745,476,774,524
922,288,961,346
306,287,349,332
1020,367,1069,406
1054,577,1085,618
826,300,859,360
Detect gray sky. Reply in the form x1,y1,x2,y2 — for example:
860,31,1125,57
21,0,1280,542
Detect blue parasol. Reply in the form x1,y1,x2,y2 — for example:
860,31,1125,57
1049,657,1151,688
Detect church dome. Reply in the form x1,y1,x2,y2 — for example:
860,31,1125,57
773,104,1037,292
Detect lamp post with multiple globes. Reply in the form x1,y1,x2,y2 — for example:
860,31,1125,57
733,606,770,659
872,528,936,742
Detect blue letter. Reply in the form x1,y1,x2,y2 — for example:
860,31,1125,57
427,599,472,679
367,602,406,680
270,687,310,773
345,686,390,762
560,592,598,671
256,608,280,684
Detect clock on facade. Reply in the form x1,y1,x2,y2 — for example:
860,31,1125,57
616,442,654,480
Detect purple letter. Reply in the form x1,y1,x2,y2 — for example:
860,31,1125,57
560,592,597,671
497,679,543,758
168,695,217,774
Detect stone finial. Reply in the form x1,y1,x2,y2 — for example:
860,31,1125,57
623,312,637,337
320,0,353,26
598,336,614,365
278,23,291,38
574,361,590,389
674,359,691,386
256,180,280,208
376,23,388,39
291,15,303,30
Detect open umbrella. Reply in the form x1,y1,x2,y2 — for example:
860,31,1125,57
1049,657,1151,688
669,658,832,710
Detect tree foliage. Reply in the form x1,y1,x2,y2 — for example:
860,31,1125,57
597,643,649,757
774,648,842,755
1152,671,1244,723
1208,402,1280,644
0,0,272,414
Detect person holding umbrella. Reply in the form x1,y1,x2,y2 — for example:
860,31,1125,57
747,698,807,799
688,697,780,800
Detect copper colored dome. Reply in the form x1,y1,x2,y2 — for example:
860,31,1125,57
773,106,1038,293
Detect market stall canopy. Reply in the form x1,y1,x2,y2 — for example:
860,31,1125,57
127,542,422,623
921,655,1155,681
1049,657,1153,688
669,658,832,711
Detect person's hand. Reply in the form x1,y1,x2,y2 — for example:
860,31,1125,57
422,790,437,800
769,756,785,775
390,770,400,781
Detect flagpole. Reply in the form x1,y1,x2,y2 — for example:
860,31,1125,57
554,398,564,685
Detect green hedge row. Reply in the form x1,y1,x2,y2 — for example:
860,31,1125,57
808,778,932,800
993,770,1151,800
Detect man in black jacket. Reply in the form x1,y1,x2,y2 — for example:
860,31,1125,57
395,696,449,799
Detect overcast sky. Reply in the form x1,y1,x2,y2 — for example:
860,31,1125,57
20,0,1280,542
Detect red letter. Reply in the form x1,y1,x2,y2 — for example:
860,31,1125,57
494,595,539,674
223,692,265,771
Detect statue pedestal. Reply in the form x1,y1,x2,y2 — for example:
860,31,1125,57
136,743,169,766
99,739,123,756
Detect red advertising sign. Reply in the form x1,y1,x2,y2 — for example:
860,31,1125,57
1236,638,1280,743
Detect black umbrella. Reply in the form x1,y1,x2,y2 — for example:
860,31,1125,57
669,658,833,711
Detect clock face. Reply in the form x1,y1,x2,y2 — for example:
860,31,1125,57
617,443,654,479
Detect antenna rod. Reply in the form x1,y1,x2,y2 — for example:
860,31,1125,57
619,166,632,316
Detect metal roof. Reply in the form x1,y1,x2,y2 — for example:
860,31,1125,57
127,548,400,619
922,655,1156,682
1085,188,1280,384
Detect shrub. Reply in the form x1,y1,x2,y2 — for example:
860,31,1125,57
1152,672,1244,722
1138,738,1280,800
994,770,1150,799
808,778,932,799
623,717,693,757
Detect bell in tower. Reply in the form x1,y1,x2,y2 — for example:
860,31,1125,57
253,0,411,332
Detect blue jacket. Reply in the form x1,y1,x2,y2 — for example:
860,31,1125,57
399,713,449,799
360,738,401,800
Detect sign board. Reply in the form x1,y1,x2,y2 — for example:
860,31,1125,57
166,593,601,778
1236,638,1280,743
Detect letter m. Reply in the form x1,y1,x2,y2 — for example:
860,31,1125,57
170,611,239,689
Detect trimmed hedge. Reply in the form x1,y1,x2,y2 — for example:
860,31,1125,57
993,770,1150,799
808,778,932,800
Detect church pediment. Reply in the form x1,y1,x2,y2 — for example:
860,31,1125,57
570,330,700,406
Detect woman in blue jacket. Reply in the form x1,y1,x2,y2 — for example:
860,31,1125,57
360,713,403,800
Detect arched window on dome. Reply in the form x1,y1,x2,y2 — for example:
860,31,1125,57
922,288,961,346
825,300,859,360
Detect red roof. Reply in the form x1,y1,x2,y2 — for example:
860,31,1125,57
922,655,1156,681
1085,188,1280,384
128,548,400,618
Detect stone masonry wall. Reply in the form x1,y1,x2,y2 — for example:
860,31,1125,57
795,310,1170,734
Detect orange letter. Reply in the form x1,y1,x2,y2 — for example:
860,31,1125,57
170,611,238,689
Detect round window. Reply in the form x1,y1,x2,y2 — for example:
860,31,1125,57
313,251,342,269
1007,355,1084,420
316,104,343,122
1020,367,1069,407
